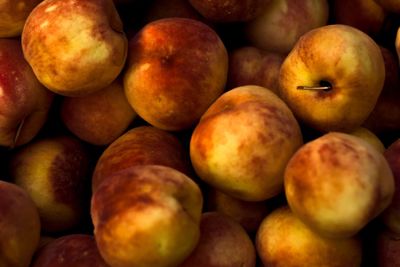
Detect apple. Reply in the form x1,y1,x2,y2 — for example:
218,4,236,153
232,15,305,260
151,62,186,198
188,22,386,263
374,0,400,14
332,0,387,37
190,85,303,202
60,78,136,146
279,24,385,132
179,211,257,267
188,0,269,23
0,0,43,37
227,46,285,95
91,164,203,267
0,38,54,148
382,138,400,235
396,27,400,64
245,0,329,54
348,126,386,153
0,180,41,267
205,187,271,234
92,125,193,192
376,229,400,267
256,206,363,267
21,0,128,97
31,234,109,267
9,135,91,233
284,132,395,239
123,17,228,131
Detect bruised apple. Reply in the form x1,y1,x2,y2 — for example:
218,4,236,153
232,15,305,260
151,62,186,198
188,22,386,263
91,125,192,192
0,180,41,267
91,165,203,267
179,212,257,267
21,0,128,96
123,17,228,131
256,206,362,267
0,0,42,37
284,132,394,239
61,79,136,146
279,24,385,132
190,85,303,201
0,38,54,148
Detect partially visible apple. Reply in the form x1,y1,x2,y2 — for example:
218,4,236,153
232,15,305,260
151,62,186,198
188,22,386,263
245,0,329,54
396,27,400,64
284,132,394,239
91,165,203,267
0,0,43,37
123,17,228,131
348,126,386,153
142,0,202,24
205,187,271,234
332,0,387,37
92,125,193,192
60,79,136,146
376,229,400,267
0,180,41,267
21,0,128,96
0,38,54,148
179,211,257,267
227,46,285,95
279,24,385,132
256,206,363,267
9,135,91,233
188,0,269,23
190,85,303,202
374,0,400,14
31,234,109,267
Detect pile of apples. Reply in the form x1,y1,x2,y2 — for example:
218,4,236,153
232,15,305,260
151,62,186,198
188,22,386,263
1,0,400,266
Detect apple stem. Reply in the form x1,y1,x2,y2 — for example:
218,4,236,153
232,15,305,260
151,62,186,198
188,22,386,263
12,118,25,149
297,86,332,90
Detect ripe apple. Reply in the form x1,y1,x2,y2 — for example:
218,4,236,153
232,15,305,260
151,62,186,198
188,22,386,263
91,165,203,267
279,24,385,132
180,211,257,267
190,85,303,202
332,0,387,37
0,180,41,267
31,234,109,267
0,38,54,148
188,0,269,22
0,0,43,37
374,0,400,13
284,132,394,239
92,125,193,192
256,206,363,267
245,0,329,54
227,46,285,95
9,135,91,233
382,138,400,235
60,79,136,146
21,0,128,96
123,17,228,131
205,187,271,234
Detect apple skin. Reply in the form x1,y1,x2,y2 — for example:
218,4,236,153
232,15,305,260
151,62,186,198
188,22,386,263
376,229,400,267
9,135,91,233
60,79,136,146
374,0,400,13
348,126,386,153
0,180,41,267
256,206,363,267
123,17,228,131
396,27,400,65
284,132,395,239
205,188,271,234
0,38,54,148
245,0,329,54
179,211,257,267
190,85,303,202
91,164,203,267
188,0,269,22
30,234,109,267
279,24,385,133
382,138,400,235
92,125,193,192
332,0,387,37
21,0,128,97
0,0,43,37
227,46,285,95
